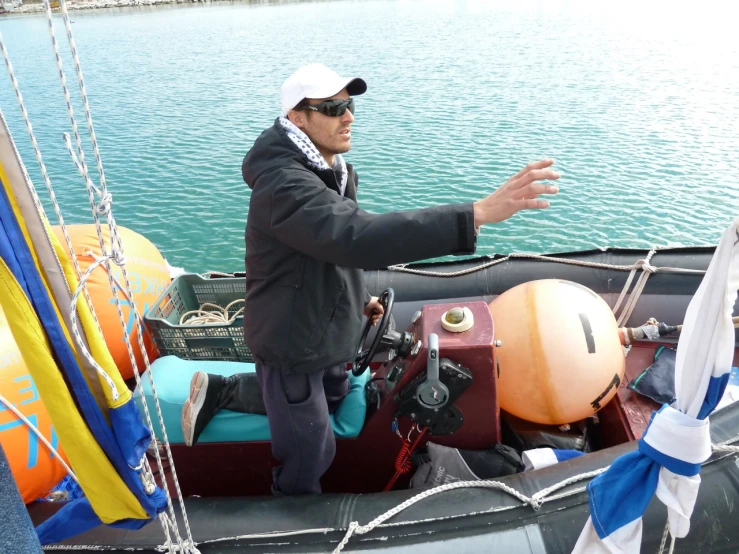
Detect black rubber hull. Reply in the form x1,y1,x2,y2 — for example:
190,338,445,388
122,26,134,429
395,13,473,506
365,246,739,344
28,398,739,553
27,246,739,552
367,246,717,300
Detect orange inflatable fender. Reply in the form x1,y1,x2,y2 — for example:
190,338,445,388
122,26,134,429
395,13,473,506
489,279,626,425
52,224,171,380
0,306,70,504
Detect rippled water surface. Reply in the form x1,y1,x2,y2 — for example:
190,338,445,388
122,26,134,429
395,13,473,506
1,0,738,273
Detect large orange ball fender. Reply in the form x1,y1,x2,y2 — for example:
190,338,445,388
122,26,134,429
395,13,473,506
489,279,625,425
0,305,70,503
52,224,171,379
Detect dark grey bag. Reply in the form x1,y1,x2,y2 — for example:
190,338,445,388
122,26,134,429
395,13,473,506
410,442,523,489
627,346,677,405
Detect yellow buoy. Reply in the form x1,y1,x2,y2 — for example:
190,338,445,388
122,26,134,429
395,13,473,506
489,279,625,425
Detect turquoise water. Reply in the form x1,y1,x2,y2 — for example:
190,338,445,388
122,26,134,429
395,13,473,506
1,0,738,273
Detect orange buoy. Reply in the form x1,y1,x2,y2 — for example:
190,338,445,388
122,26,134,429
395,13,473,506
489,279,625,425
0,305,70,503
52,224,171,380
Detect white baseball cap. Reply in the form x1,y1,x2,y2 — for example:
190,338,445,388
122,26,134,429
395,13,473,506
281,63,367,116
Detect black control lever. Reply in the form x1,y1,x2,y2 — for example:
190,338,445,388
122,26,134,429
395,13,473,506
415,333,449,409
392,332,473,435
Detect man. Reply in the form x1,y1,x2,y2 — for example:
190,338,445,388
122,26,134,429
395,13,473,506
182,63,559,495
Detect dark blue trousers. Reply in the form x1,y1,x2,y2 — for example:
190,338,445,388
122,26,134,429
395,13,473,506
255,361,350,495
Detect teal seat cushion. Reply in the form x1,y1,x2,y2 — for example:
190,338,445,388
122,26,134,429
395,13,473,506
133,355,370,444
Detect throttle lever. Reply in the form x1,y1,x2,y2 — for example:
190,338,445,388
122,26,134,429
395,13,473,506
415,333,450,409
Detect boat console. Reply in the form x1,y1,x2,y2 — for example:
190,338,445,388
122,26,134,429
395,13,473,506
360,290,501,451
150,288,506,494
146,285,686,497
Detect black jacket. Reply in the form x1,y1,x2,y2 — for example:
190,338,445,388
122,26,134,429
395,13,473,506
241,118,477,374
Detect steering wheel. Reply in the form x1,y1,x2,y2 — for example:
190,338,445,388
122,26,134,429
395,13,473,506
352,288,394,376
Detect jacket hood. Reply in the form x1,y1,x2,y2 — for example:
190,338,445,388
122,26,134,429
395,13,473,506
242,118,308,190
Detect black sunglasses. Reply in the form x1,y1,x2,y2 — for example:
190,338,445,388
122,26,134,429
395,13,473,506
300,98,355,117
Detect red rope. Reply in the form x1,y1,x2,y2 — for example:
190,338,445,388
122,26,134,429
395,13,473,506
384,426,428,492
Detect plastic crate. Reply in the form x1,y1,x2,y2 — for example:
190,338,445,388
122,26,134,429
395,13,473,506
144,273,253,362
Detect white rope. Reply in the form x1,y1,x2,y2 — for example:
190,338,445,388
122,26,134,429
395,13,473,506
0,34,129,403
64,251,155,401
387,251,706,278
332,439,739,553
657,519,676,554
389,247,690,329
38,547,108,551
389,250,701,327
157,512,178,554
43,0,164,521
200,270,237,278
41,2,198,551
78,248,157,346
331,468,607,553
613,249,657,327
0,33,182,544
0,33,106,349
179,299,244,325
529,467,608,504
0,393,78,483
657,520,669,554
709,443,739,453
68,256,122,401
202,253,707,281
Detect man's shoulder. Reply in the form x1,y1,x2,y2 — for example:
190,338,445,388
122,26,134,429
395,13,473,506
258,164,323,187
245,139,318,192
248,165,327,213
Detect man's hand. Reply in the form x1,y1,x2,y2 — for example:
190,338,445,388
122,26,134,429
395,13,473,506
473,159,560,227
364,296,384,326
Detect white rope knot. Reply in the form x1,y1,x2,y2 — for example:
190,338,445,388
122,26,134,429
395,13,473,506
95,191,112,215
182,541,202,554
613,247,659,326
634,258,657,274
528,497,542,511
110,250,126,267
333,521,361,554
81,246,124,267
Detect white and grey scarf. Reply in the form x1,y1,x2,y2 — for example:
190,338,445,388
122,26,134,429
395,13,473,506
278,116,348,196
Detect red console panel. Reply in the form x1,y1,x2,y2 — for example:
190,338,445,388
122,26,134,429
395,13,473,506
373,300,500,450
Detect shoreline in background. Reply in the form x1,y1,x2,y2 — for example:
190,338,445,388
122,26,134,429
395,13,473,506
5,0,211,15
1,0,302,16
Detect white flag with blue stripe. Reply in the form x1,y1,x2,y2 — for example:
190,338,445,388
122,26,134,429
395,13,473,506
573,217,739,553
522,448,584,471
